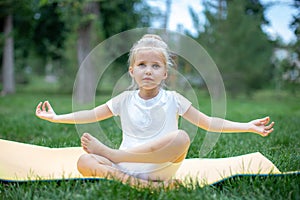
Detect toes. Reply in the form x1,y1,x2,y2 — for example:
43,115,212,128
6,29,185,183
82,132,92,140
83,146,89,152
81,133,91,141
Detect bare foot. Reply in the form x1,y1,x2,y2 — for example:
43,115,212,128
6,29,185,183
81,133,111,157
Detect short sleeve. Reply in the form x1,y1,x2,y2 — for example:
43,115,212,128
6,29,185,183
106,91,130,116
174,92,192,115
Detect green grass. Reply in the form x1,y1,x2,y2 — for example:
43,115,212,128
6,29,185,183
0,81,299,200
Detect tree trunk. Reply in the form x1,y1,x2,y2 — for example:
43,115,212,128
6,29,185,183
1,14,15,95
74,2,100,104
163,0,172,29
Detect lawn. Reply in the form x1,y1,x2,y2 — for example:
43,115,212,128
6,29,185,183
0,80,299,200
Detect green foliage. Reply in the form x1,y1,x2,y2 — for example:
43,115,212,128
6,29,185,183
99,0,153,38
190,0,274,96
289,0,300,88
32,2,67,60
37,0,154,93
290,0,299,54
3,0,296,97
0,0,36,83
0,0,31,17
1,0,155,94
97,0,156,80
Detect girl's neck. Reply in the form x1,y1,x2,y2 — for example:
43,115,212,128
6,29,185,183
138,88,160,100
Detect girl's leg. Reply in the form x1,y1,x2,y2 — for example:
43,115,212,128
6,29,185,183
77,153,179,188
77,153,114,177
81,130,190,164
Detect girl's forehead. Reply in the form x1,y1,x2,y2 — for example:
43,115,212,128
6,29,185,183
134,49,165,61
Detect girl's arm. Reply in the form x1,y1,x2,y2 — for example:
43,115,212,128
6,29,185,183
35,101,113,124
183,106,274,136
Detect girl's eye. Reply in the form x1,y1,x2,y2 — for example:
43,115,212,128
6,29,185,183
138,63,146,68
152,64,160,69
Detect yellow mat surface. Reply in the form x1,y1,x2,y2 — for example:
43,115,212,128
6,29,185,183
0,139,297,186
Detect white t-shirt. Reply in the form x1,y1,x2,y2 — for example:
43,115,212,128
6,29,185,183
106,89,192,150
105,89,192,180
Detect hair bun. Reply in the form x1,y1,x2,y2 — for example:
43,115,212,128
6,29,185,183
142,34,163,41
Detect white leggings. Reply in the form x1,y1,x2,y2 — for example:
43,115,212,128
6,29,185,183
112,161,182,181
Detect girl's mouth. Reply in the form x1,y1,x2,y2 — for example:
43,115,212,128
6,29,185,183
143,77,153,81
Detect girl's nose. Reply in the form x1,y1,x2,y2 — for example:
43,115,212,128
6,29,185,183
145,66,152,75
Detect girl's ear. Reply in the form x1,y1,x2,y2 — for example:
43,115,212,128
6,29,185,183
163,70,168,80
129,66,134,77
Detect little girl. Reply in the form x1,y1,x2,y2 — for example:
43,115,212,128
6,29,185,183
36,34,274,187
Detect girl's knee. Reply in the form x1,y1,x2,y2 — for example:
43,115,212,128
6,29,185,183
77,153,113,177
77,154,92,175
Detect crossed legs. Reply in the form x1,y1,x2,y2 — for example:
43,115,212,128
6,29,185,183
77,130,190,186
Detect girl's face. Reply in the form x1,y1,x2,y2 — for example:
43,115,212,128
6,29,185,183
129,49,168,91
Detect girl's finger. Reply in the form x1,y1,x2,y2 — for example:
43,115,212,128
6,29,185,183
261,130,268,137
265,121,275,130
36,102,42,114
266,128,274,135
260,116,270,125
42,101,46,111
262,127,274,136
36,102,42,110
45,101,53,111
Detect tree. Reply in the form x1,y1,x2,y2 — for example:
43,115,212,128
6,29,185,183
74,1,101,104
1,0,38,94
97,0,154,76
189,0,274,95
0,1,16,95
286,0,300,93
290,0,300,58
163,0,172,29
1,14,14,95
13,1,36,82
1,0,154,98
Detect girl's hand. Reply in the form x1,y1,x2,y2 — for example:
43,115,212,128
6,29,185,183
249,116,274,137
35,101,57,122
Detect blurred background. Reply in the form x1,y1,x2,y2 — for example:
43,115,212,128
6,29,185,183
0,0,299,101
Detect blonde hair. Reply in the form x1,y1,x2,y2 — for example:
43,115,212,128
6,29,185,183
128,34,175,90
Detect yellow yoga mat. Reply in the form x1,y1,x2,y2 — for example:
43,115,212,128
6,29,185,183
0,139,297,187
